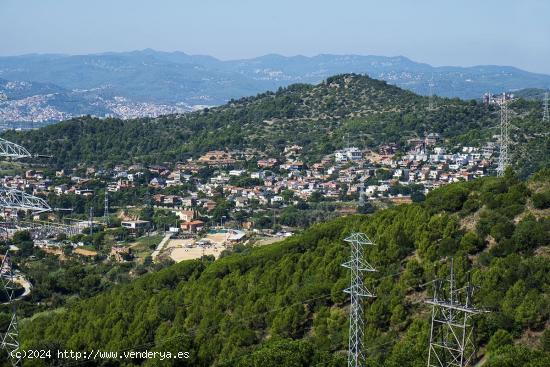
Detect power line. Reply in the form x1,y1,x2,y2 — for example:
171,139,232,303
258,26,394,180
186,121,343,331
46,257,473,367
57,263,438,367
54,265,447,367
0,138,53,367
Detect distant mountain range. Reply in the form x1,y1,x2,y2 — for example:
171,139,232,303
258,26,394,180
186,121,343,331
1,49,550,126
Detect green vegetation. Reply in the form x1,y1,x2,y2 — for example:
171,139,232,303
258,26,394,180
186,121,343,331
4,74,548,177
18,171,550,366
0,228,175,323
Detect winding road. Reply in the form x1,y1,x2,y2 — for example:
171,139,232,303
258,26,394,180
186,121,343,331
1,273,32,304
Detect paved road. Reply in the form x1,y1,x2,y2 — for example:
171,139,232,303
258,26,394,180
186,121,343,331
152,233,173,262
1,274,32,304
17,275,32,298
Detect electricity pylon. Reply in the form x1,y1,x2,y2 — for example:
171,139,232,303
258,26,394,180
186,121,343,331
543,92,549,122
496,94,509,177
342,232,376,367
0,137,51,159
1,251,21,367
426,259,488,367
0,188,51,213
0,139,32,160
0,138,52,213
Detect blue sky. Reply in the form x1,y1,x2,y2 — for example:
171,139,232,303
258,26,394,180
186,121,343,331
1,0,549,74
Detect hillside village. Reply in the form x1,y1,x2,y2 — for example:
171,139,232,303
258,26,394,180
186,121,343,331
2,3,550,365
0,132,499,265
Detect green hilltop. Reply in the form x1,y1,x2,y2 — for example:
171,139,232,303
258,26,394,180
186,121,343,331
19,170,550,366
3,74,549,177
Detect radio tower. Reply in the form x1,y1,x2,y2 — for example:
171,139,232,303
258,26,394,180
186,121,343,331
426,259,488,367
104,192,109,225
1,251,21,367
342,232,376,367
543,92,549,122
496,94,509,177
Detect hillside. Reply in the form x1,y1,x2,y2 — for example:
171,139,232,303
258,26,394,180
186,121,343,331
18,170,550,366
2,50,550,124
0,78,194,127
514,88,550,101
3,73,549,177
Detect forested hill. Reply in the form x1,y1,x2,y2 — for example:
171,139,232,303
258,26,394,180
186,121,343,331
1,74,425,167
21,171,550,366
3,73,548,176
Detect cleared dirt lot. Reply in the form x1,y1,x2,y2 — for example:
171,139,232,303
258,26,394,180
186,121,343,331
166,238,224,262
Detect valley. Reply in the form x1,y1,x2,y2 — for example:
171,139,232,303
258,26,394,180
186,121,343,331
0,73,547,365
1,2,549,366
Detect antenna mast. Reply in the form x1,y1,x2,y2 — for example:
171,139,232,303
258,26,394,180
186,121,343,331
342,232,376,367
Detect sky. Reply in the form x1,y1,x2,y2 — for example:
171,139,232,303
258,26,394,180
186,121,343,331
1,0,549,74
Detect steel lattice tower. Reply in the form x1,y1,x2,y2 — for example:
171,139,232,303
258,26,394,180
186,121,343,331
1,251,21,367
426,259,488,367
496,94,509,177
342,232,376,367
543,92,549,122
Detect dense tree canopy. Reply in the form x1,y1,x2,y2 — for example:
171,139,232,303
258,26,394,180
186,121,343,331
17,172,550,366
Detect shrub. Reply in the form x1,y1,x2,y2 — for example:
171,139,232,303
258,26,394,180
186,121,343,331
487,329,513,353
532,191,550,209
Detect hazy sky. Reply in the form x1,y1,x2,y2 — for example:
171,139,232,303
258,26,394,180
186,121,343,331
2,0,549,74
